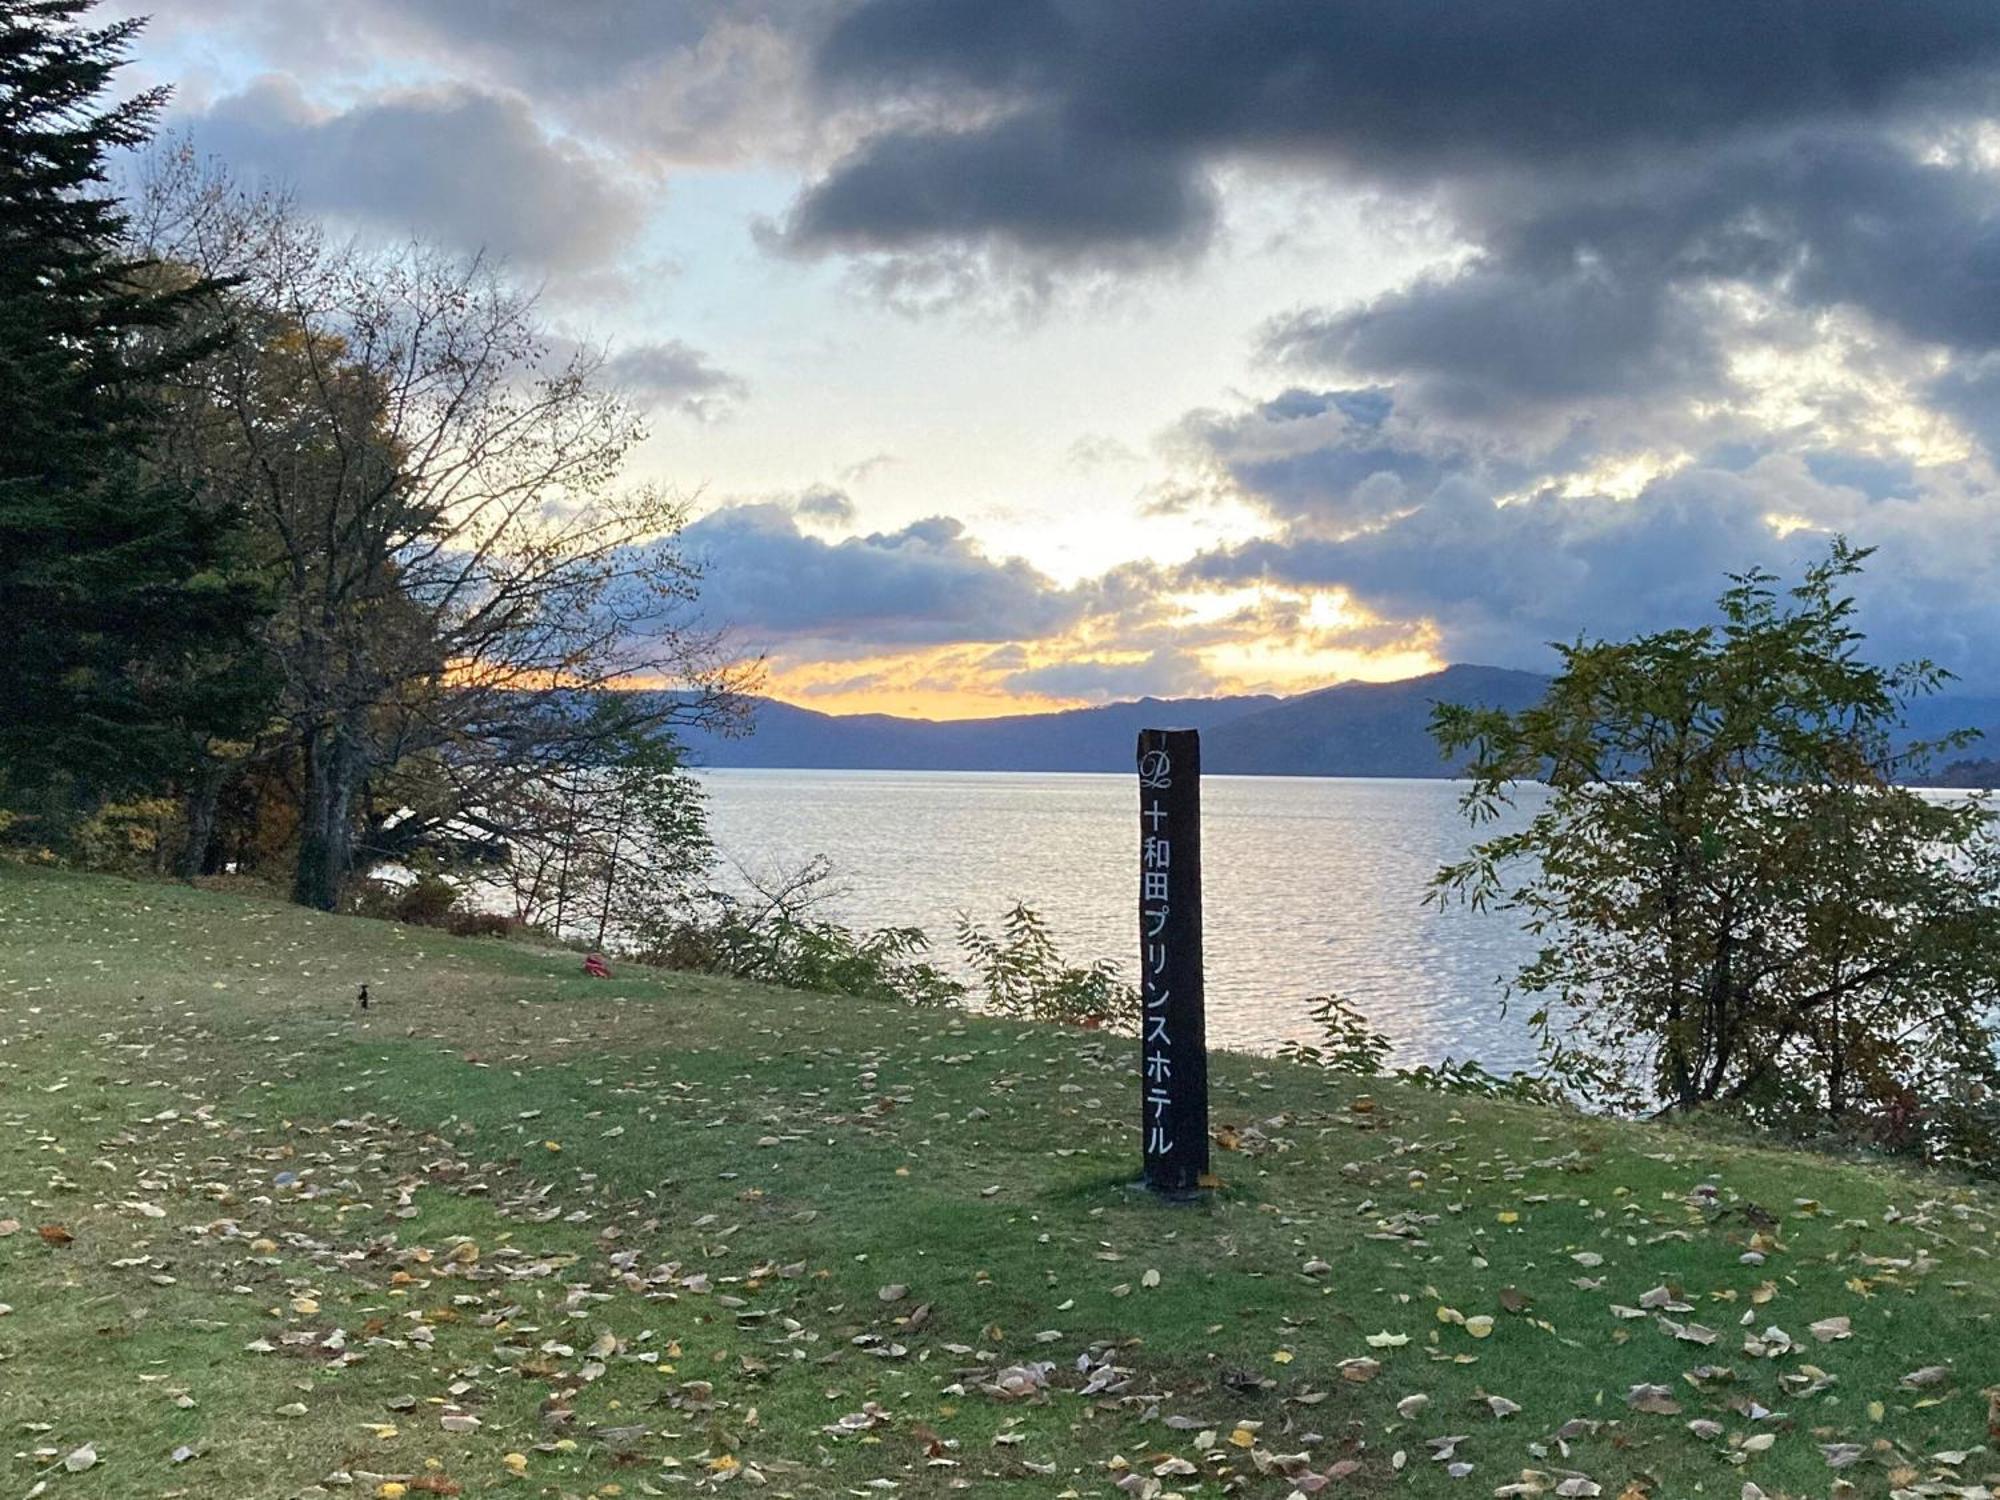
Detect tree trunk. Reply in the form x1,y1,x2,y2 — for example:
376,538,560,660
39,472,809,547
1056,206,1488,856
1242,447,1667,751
595,798,628,950
177,758,227,881
554,790,578,938
293,725,360,911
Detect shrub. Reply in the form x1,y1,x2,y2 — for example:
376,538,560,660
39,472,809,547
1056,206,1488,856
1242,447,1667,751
445,911,513,939
1279,992,1568,1105
1431,541,2000,1167
390,875,459,928
956,903,1135,1029
644,910,966,1009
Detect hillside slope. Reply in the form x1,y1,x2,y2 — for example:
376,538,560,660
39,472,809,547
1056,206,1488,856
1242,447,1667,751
1,866,1995,1498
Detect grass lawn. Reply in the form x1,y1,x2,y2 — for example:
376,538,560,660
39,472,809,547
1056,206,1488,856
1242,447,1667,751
0,864,1996,1500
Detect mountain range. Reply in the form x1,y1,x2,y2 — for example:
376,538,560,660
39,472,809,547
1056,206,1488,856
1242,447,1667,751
673,664,2000,782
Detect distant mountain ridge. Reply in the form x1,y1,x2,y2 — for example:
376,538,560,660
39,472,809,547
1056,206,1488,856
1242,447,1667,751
676,665,1543,777
1200,665,1552,776
675,691,1281,772
675,663,2000,781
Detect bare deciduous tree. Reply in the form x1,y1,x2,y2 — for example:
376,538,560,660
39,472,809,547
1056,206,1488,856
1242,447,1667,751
134,148,753,907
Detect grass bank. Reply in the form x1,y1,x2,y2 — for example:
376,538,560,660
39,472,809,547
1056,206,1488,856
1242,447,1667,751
0,865,1995,1499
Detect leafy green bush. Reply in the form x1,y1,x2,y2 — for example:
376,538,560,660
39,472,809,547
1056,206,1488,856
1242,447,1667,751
1279,992,1567,1105
956,903,1135,1028
1276,994,1395,1075
645,910,966,1009
646,891,1133,1022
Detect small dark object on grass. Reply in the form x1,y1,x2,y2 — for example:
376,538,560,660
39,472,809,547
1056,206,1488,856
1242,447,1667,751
583,954,611,979
358,983,369,1010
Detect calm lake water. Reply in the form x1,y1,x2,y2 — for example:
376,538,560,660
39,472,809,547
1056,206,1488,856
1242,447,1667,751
697,769,1545,1068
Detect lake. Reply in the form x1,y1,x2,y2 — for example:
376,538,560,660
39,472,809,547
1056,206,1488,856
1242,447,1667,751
697,769,1545,1068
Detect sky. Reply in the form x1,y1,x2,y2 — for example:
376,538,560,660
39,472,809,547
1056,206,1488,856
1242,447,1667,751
114,0,2000,717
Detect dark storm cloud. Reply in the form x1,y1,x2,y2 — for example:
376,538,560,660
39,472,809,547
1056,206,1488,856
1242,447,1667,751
774,113,1217,259
602,340,749,421
194,79,640,268
1258,128,2000,425
1266,265,1719,419
786,0,2000,260
787,0,2000,468
681,504,1085,646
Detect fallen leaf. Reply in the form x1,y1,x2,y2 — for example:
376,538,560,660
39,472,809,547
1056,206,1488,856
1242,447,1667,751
1626,1384,1682,1415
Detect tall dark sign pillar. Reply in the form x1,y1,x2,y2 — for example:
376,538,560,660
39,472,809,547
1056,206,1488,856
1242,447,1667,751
1136,728,1210,1197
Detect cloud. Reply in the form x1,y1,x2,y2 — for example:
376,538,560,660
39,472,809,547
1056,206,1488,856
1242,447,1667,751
139,0,837,165
785,0,2000,500
790,0,2000,267
1267,264,1720,423
771,112,1218,262
1001,647,1217,700
791,484,856,524
1176,386,1476,529
602,339,748,420
189,77,641,268
1177,413,2000,687
681,503,1087,649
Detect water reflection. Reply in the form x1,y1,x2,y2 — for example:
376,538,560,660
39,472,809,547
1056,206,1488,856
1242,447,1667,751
698,769,1545,1069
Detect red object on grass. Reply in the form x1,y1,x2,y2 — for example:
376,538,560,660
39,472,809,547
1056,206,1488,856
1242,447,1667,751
582,953,611,978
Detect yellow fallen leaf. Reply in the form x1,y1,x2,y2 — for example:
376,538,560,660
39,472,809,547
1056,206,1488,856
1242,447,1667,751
1272,1349,1294,1364
503,1452,529,1476
1497,1211,1519,1224
378,1486,407,1500
1228,1427,1256,1448
1465,1315,1495,1338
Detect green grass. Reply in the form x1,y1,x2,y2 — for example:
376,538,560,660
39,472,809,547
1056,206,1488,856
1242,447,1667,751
1,863,1996,1499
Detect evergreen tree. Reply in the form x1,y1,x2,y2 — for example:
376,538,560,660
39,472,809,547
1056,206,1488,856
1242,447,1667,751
0,2,267,821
